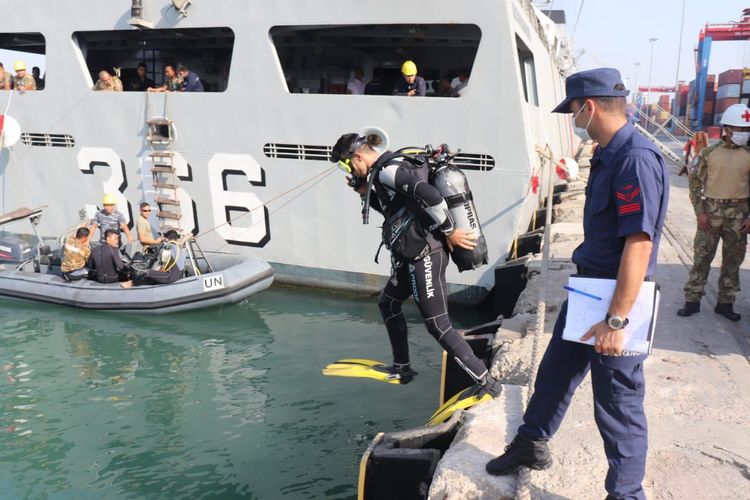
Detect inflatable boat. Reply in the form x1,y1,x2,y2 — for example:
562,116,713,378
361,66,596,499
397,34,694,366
0,207,274,313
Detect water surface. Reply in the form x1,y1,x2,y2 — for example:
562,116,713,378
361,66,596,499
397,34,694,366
0,287,458,499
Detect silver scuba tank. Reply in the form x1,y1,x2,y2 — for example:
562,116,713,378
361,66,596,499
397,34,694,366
431,164,488,271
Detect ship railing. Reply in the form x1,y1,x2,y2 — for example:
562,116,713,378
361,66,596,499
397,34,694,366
633,122,684,166
633,105,690,165
516,0,552,51
650,103,695,138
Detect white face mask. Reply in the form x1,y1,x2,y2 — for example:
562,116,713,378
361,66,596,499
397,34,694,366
572,105,593,141
730,131,750,146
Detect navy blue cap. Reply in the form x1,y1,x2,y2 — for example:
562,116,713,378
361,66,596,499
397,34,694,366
552,68,630,113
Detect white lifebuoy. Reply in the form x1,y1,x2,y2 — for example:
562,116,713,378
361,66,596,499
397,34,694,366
1,115,21,148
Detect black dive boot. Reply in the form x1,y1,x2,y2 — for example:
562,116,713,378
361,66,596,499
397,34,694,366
485,434,552,475
479,374,503,398
386,363,418,384
676,301,699,317
715,303,741,321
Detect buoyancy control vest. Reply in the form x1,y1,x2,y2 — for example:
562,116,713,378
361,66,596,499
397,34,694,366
363,145,488,271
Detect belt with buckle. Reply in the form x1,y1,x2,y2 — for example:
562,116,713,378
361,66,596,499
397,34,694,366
705,197,748,204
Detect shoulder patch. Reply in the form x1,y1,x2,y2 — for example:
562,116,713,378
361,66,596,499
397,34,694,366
615,177,642,216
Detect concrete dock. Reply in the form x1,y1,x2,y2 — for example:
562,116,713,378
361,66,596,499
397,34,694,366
429,155,750,499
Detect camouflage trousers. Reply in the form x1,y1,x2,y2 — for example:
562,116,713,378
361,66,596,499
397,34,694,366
684,199,748,303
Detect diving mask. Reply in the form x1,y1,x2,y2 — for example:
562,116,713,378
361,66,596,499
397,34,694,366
337,157,353,174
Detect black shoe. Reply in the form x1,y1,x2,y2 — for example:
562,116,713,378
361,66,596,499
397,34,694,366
485,434,552,475
386,364,418,384
676,301,700,317
715,303,741,321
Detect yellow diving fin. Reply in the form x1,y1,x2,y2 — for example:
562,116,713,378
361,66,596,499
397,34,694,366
322,359,417,385
426,384,492,426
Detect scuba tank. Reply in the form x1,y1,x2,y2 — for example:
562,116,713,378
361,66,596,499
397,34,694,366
428,145,488,271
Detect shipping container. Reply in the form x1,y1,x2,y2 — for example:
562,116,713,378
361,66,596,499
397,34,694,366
719,69,744,85
743,97,750,107
716,97,740,113
717,84,741,100
704,101,714,113
705,126,721,139
742,80,750,94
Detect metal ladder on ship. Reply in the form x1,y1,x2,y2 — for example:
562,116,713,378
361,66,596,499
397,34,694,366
145,105,181,233
634,104,693,167
145,94,213,276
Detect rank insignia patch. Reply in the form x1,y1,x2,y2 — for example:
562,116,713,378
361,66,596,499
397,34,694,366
616,178,642,216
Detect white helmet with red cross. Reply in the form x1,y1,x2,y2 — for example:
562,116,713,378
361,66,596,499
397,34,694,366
720,103,750,127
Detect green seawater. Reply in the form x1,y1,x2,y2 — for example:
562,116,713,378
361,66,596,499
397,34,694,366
0,287,465,500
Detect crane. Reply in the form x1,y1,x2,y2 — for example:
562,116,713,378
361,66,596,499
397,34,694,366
692,8,750,130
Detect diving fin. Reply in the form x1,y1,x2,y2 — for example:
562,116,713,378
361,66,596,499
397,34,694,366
426,384,492,426
322,358,418,385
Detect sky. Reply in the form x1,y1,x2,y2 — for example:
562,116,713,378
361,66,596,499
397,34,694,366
546,0,750,91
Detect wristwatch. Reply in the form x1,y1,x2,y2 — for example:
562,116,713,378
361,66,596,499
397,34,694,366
605,313,629,330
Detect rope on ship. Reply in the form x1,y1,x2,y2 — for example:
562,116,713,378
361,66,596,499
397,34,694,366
515,36,570,497
191,164,337,245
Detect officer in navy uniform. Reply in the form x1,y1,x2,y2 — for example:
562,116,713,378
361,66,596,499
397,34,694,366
485,68,669,500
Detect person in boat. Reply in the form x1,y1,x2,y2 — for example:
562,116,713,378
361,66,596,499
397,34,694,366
392,60,426,97
122,230,185,288
93,69,123,92
60,226,95,281
88,229,130,283
135,202,162,253
148,64,182,93
329,133,500,393
92,194,133,246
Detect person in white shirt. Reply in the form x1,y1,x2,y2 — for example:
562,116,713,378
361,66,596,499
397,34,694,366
346,67,366,95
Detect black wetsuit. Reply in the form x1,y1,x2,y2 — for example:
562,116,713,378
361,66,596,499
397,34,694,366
368,153,489,382
89,244,128,283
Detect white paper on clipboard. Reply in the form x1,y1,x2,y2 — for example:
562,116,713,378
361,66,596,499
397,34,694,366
561,276,660,354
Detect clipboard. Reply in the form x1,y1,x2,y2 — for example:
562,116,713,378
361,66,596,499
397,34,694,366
561,276,660,355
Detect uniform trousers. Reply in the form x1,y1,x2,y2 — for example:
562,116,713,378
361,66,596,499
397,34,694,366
519,301,648,500
684,199,748,304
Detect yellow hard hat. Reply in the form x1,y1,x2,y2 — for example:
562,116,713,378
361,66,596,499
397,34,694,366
401,60,417,76
102,194,117,205
13,61,26,72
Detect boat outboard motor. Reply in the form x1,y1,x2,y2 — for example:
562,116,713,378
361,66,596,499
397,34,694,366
429,145,488,271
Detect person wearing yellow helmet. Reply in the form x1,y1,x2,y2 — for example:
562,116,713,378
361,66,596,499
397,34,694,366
91,194,133,245
12,61,36,91
393,60,426,97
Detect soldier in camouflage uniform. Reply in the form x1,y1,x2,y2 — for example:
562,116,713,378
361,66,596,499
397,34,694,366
12,61,36,91
678,103,750,321
0,64,11,90
93,70,123,91
147,64,182,92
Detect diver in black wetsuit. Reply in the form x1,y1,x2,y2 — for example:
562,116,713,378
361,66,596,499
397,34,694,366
330,133,499,392
89,229,129,283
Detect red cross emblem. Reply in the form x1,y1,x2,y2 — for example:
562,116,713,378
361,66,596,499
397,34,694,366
742,110,750,122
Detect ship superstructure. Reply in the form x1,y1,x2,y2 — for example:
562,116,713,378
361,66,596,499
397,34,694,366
0,0,576,303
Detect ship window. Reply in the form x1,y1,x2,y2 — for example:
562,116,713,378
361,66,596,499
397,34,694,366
72,28,234,92
269,24,481,97
516,35,538,106
0,33,46,91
